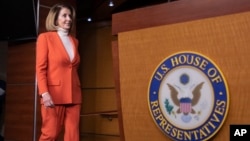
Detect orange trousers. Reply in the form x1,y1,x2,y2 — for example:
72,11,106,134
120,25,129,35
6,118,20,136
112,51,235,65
39,104,81,141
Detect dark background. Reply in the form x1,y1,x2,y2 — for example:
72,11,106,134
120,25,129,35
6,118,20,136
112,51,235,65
0,0,38,41
0,0,178,41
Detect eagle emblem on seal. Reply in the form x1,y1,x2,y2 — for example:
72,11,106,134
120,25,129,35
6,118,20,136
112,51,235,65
167,73,204,122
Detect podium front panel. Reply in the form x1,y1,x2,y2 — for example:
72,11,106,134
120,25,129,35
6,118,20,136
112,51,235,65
117,11,250,141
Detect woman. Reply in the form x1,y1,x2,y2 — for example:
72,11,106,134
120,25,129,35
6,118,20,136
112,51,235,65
36,3,81,141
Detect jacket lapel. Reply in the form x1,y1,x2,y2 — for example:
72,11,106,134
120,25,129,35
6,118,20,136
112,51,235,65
69,35,79,64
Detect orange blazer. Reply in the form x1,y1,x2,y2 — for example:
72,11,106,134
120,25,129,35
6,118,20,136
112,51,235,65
36,32,82,104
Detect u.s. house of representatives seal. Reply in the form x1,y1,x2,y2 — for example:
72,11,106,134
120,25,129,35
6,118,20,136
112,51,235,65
148,51,229,141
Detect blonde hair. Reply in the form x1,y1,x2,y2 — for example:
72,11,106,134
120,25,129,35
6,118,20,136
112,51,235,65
45,3,76,33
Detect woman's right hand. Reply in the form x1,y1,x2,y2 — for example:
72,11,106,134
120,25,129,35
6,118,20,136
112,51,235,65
41,92,55,108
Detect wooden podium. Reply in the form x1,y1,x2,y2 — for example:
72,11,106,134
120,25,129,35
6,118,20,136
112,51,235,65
112,0,250,141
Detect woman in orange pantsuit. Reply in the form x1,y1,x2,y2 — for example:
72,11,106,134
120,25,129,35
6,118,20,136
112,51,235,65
36,3,81,141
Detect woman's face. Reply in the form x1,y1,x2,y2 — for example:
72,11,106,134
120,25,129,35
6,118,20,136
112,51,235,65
57,7,72,30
